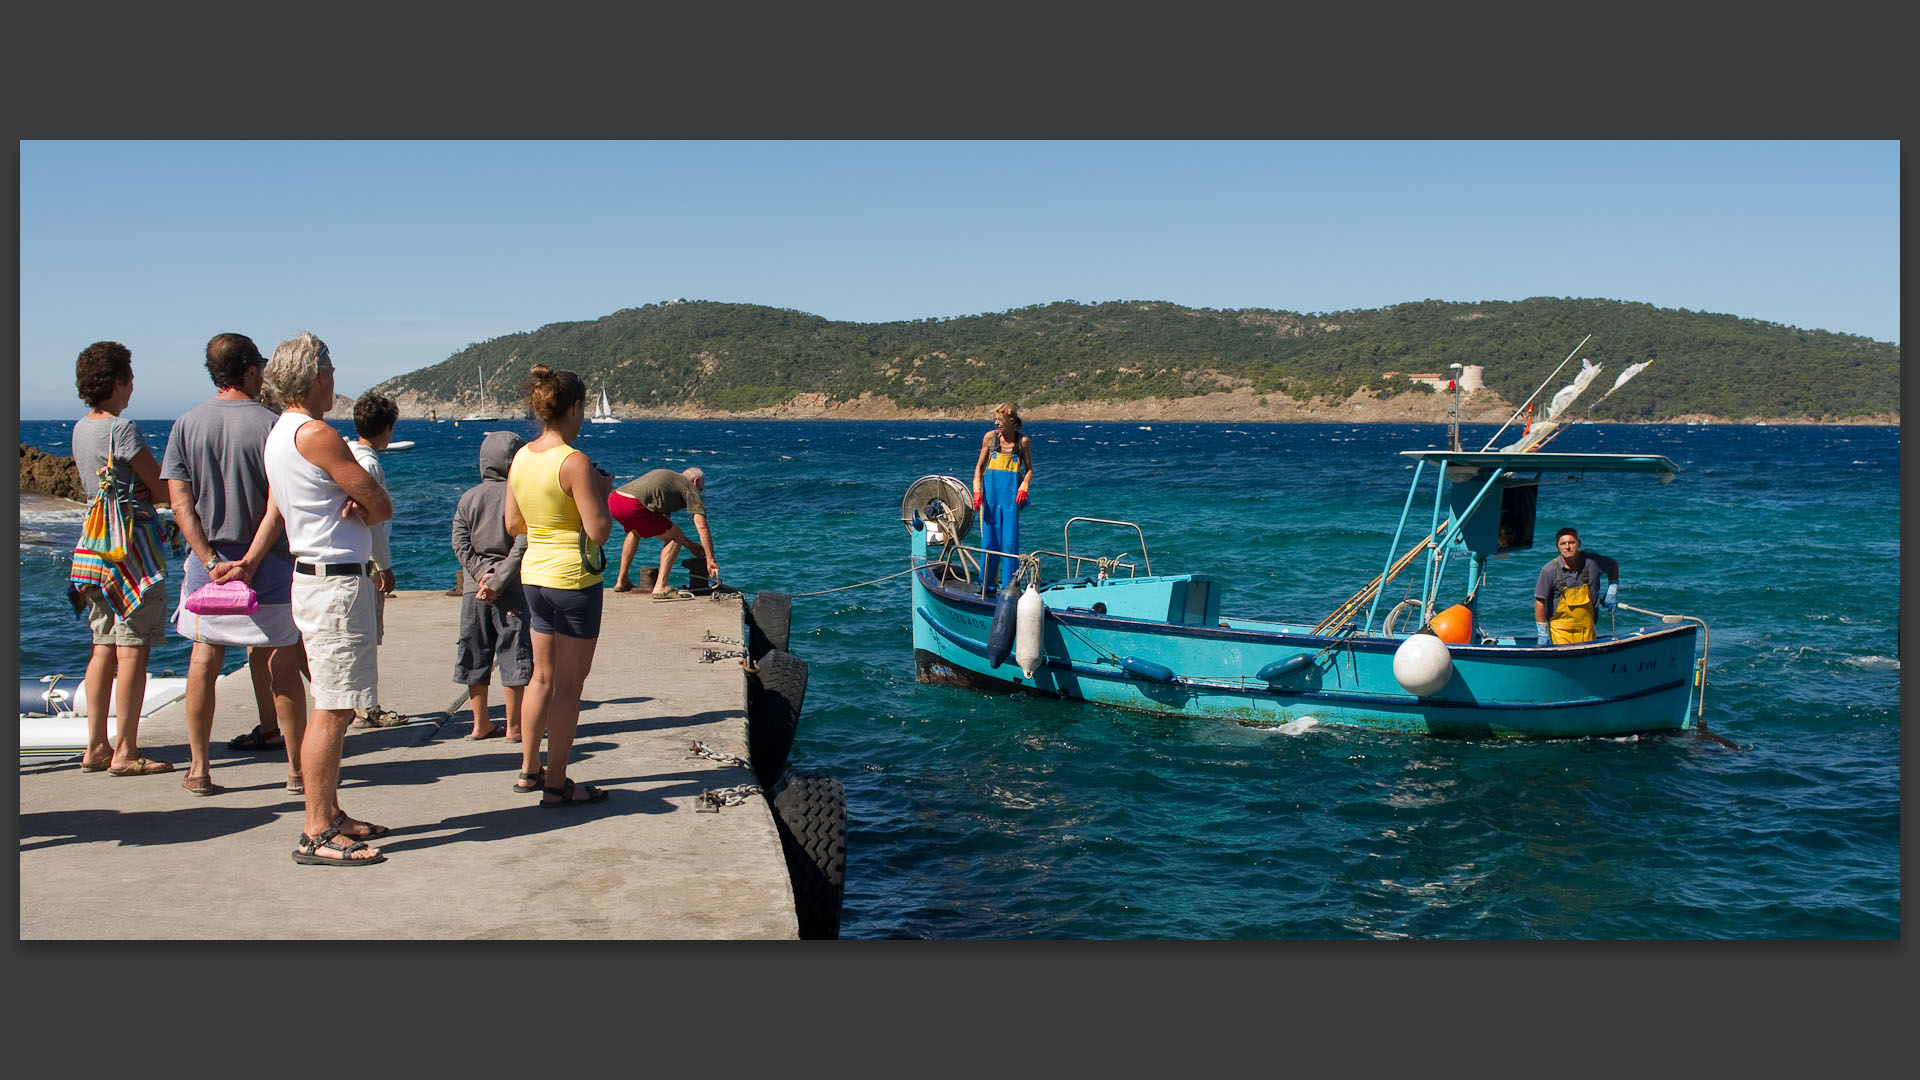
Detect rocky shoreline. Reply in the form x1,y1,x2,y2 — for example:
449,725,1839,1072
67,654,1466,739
20,444,85,501
388,386,1896,427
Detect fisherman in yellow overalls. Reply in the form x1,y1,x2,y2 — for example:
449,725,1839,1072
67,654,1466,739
1533,527,1621,645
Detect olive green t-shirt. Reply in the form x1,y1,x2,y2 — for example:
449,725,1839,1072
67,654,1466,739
617,468,704,518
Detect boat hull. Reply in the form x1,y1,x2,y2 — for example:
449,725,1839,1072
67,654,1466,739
911,566,1699,738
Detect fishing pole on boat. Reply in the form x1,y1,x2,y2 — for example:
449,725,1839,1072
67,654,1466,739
1311,528,1443,636
1526,360,1654,453
1479,333,1592,451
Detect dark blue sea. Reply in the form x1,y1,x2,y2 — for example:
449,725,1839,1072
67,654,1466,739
15,418,1901,939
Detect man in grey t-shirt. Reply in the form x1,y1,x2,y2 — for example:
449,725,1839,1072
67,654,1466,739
161,332,307,795
1533,526,1621,645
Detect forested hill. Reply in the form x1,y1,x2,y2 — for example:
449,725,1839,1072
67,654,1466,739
369,297,1899,421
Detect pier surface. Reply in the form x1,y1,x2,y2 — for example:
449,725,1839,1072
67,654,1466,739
18,589,798,940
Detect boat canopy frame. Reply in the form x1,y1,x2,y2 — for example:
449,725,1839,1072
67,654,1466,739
1365,450,1683,635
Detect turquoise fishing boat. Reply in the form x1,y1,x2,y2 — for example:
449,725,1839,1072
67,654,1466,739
903,440,1712,740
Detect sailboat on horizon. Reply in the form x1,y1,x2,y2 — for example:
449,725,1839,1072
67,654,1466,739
459,365,504,422
589,386,622,424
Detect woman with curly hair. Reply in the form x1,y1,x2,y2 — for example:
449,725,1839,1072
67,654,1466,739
71,341,175,777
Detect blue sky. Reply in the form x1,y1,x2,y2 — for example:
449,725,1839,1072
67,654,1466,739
17,140,1899,420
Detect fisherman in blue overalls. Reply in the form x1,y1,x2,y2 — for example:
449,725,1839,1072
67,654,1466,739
971,402,1034,594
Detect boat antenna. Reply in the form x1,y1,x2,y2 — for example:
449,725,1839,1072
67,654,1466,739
1478,333,1591,451
1447,363,1464,451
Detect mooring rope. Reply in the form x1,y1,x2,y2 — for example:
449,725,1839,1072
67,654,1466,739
783,565,920,598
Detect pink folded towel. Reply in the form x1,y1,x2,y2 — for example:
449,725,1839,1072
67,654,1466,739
184,579,259,616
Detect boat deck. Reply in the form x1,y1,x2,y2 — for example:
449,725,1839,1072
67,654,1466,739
18,588,800,939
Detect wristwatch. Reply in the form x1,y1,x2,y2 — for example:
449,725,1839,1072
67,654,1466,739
203,555,219,573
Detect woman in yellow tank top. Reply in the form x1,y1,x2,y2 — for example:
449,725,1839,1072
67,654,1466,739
504,365,614,807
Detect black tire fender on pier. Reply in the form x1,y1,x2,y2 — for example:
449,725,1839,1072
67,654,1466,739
746,646,807,790
746,590,792,661
769,769,847,940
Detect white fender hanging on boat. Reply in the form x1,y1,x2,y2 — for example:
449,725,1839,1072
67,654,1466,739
1015,584,1045,679
1392,630,1453,696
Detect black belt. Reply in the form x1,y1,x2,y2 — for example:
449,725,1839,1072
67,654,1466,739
295,561,367,577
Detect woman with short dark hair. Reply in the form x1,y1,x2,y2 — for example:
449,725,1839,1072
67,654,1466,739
71,341,176,779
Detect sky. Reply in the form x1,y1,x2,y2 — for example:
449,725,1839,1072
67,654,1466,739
16,139,1900,421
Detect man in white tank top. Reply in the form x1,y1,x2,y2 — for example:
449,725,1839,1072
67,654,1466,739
259,333,396,866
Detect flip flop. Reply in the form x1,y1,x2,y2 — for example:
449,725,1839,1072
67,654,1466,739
651,589,696,602
465,728,505,740
108,756,175,776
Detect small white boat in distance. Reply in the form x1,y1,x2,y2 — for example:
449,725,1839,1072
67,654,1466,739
383,440,416,452
589,387,621,424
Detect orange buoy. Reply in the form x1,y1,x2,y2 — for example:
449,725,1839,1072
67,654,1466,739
1430,603,1473,644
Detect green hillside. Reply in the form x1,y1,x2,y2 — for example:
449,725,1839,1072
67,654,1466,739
371,297,1900,421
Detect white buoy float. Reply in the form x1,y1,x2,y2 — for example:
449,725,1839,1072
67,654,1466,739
1391,630,1453,696
1015,583,1045,679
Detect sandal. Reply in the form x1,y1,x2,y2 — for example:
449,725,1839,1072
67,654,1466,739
291,821,385,867
108,756,175,776
354,707,409,729
513,768,545,794
286,775,305,795
330,810,389,841
79,753,113,773
651,589,696,603
539,778,608,808
228,724,286,752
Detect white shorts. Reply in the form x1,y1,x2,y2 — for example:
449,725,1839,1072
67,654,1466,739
290,573,379,711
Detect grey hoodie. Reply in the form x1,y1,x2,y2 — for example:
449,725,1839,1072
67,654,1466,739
451,430,529,598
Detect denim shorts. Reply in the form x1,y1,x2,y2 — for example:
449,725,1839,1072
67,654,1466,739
524,582,604,639
454,590,534,685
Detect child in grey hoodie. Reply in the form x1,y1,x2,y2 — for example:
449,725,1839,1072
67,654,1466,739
451,431,532,745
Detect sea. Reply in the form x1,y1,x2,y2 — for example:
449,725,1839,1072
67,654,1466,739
14,417,1902,939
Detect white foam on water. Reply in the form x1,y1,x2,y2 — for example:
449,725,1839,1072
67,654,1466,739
1275,717,1320,735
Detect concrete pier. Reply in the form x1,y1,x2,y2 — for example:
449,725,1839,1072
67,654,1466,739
18,589,801,940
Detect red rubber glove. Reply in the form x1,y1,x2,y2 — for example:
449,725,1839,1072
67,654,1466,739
1016,489,1028,507
972,491,983,510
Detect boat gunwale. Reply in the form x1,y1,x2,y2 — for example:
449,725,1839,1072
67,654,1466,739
911,563,1698,659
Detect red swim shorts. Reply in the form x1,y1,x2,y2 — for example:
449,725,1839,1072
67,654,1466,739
608,490,671,538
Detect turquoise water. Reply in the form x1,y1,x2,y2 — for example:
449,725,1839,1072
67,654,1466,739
16,418,1901,938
